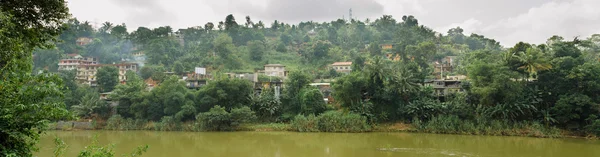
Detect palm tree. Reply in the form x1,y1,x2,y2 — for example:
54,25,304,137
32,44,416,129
515,48,552,81
71,93,105,119
101,22,113,34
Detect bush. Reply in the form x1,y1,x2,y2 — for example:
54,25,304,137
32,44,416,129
105,115,124,130
585,116,600,136
290,114,319,132
414,115,561,137
196,106,256,131
317,111,371,132
290,111,371,132
155,116,179,131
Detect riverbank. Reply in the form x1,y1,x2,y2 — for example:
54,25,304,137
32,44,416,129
49,120,595,139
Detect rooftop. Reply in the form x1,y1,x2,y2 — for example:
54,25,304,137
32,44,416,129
264,64,285,67
332,62,352,66
67,53,80,57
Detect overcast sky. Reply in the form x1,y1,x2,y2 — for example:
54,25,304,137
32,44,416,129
68,0,600,46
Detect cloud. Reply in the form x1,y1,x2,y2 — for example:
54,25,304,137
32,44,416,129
437,18,483,35
479,0,600,46
108,0,176,27
202,0,384,23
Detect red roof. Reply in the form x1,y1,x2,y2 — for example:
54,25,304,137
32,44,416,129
332,62,352,66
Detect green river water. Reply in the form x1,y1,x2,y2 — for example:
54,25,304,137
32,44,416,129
36,131,600,157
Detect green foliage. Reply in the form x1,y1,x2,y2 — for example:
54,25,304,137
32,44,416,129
316,111,371,132
196,78,253,112
71,92,108,119
414,115,560,138
155,116,179,131
290,111,371,132
195,106,256,131
300,88,327,115
1,2,71,155
290,114,319,132
552,94,599,129
251,88,282,122
282,71,312,116
247,40,265,61
96,66,119,92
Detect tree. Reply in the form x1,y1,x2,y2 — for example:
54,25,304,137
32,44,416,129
110,23,127,39
111,71,147,118
251,88,282,122
248,40,265,61
97,66,119,92
301,88,327,115
213,33,235,59
172,61,185,75
71,92,107,119
282,71,312,117
224,14,238,31
368,42,382,56
515,47,552,80
196,78,253,112
1,1,70,156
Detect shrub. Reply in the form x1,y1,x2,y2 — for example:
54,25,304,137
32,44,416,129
290,111,371,132
317,111,370,132
290,114,319,132
417,115,561,137
105,115,124,130
585,116,600,136
155,116,179,131
196,106,256,131
300,88,327,115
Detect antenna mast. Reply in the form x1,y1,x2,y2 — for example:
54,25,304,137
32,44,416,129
349,8,353,20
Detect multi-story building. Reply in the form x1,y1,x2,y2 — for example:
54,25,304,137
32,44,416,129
257,64,288,79
331,62,352,74
185,67,211,89
76,63,139,87
58,54,138,87
58,54,98,71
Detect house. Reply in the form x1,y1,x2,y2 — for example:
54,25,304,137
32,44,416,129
58,55,139,87
58,54,98,71
385,54,402,61
76,62,139,86
257,64,288,79
433,56,459,79
76,37,93,46
424,79,464,97
186,67,211,89
381,44,393,50
145,78,158,90
331,62,352,74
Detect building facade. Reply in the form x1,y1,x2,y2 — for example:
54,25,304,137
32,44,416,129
58,54,138,87
331,62,352,74
259,64,288,78
58,54,98,71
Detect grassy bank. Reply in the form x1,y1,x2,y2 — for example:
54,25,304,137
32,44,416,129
50,115,594,139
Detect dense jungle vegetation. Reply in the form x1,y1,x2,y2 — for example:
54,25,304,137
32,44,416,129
3,0,600,156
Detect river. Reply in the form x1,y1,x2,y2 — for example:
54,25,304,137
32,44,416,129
36,131,600,157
